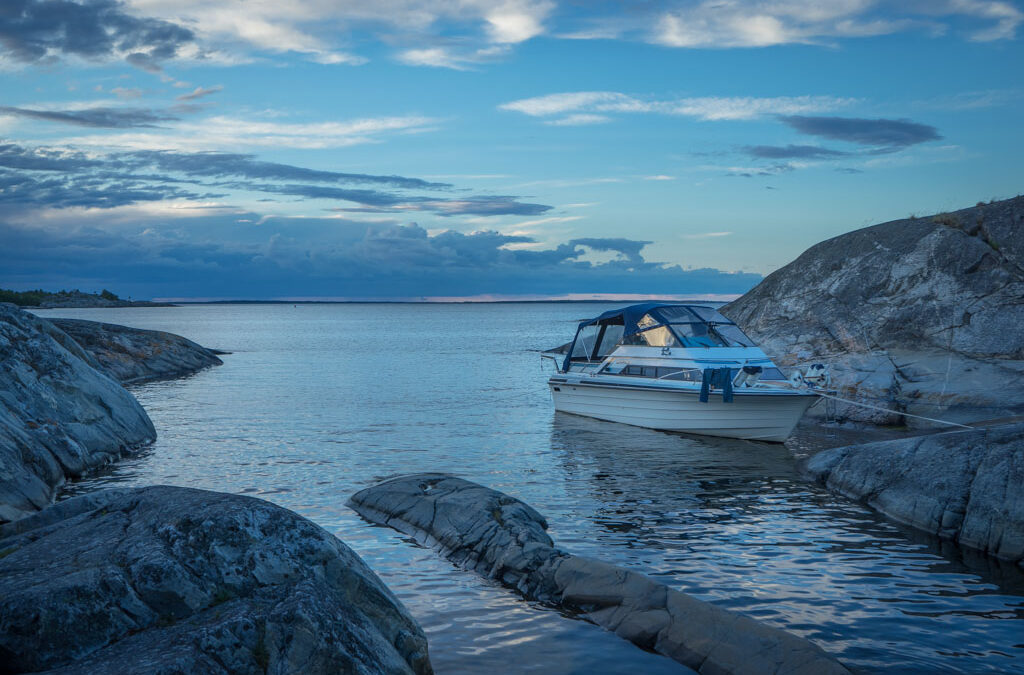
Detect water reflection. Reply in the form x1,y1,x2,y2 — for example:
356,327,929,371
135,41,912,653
548,412,1024,672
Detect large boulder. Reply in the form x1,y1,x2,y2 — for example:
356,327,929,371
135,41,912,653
724,196,1024,425
50,318,223,384
0,486,432,675
350,473,849,675
0,304,155,523
805,422,1024,566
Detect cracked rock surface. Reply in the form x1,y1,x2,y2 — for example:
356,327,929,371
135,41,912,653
0,486,432,675
805,422,1024,566
0,303,155,524
724,196,1024,425
50,318,223,385
350,473,849,675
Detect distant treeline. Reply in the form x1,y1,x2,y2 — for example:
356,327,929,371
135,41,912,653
0,288,121,306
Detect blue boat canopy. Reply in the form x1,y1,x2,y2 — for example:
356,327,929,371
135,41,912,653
559,303,755,371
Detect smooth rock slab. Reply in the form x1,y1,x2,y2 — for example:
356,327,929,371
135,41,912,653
0,303,155,523
350,473,849,675
805,422,1024,566
50,318,223,384
0,486,432,675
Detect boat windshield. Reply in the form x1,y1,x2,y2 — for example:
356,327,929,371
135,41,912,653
560,303,755,368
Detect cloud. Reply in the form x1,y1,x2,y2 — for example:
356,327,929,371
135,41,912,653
4,0,1016,75
57,114,441,151
500,91,853,122
0,105,178,128
0,139,551,218
0,166,207,210
643,174,675,180
176,85,223,101
681,231,733,239
333,194,552,217
727,163,795,178
744,144,848,159
780,115,942,149
0,217,763,299
396,43,515,70
545,113,611,126
0,141,100,171
652,0,1021,48
0,0,196,68
122,150,450,189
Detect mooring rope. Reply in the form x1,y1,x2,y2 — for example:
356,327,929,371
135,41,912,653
809,389,975,429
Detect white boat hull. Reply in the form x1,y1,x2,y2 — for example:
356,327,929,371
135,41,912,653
549,378,816,442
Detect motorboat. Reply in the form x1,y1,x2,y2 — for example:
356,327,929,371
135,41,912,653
542,303,821,442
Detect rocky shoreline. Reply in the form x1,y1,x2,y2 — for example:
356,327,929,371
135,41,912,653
0,303,433,674
350,473,851,675
805,421,1024,567
0,304,156,523
50,318,224,384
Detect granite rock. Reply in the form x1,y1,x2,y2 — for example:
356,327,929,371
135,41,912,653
50,318,223,384
0,486,432,675
724,196,1024,425
350,473,849,675
805,422,1024,566
0,303,155,523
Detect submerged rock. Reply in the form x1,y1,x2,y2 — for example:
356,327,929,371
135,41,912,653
805,422,1024,566
724,196,1024,426
0,486,432,675
350,473,849,675
50,318,223,384
0,303,155,524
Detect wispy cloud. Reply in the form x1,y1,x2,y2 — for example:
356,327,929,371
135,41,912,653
58,114,441,151
500,91,854,122
545,113,611,126
0,105,178,128
176,85,224,101
0,139,552,219
743,144,848,159
682,231,733,239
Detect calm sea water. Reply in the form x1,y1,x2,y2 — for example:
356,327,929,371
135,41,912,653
36,303,1024,674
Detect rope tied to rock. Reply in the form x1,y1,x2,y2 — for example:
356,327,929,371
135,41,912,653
809,389,975,429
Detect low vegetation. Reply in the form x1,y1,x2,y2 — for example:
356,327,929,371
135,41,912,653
0,288,121,307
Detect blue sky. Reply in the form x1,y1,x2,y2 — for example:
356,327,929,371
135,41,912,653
1,0,1022,300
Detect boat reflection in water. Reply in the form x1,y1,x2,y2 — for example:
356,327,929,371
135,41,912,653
544,303,819,442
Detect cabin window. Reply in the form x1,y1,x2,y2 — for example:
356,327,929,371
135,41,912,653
637,313,660,330
687,306,731,323
596,324,625,356
624,325,681,348
654,306,698,323
570,325,601,360
713,324,756,347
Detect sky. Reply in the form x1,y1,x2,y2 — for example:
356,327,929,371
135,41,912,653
1,0,1022,301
